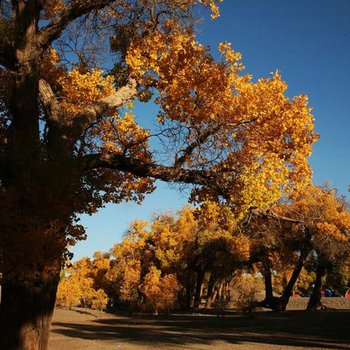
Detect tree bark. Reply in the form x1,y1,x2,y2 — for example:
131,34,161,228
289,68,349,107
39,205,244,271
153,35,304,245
307,264,326,310
0,277,59,350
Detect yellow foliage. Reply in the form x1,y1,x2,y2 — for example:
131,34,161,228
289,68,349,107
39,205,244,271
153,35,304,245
142,266,180,313
56,277,81,309
91,289,109,311
198,0,222,19
59,68,116,115
126,23,317,215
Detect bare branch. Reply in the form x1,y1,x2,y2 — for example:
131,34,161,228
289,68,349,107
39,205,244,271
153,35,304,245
37,0,116,50
175,124,221,167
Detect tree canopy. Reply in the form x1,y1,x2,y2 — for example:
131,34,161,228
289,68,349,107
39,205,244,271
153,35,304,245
0,1,318,349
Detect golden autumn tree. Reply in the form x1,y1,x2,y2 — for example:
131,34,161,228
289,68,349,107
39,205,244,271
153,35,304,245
0,1,317,349
141,266,180,314
247,209,309,311
55,257,109,310
291,185,350,310
108,206,250,310
107,220,152,310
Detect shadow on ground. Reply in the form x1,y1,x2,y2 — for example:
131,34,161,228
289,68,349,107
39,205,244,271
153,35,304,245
52,309,350,349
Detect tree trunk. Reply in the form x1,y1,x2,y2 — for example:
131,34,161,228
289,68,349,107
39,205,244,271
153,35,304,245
205,273,215,308
0,277,59,350
193,270,205,309
217,281,224,302
208,288,218,307
259,256,277,308
307,264,326,310
275,246,311,311
184,273,194,310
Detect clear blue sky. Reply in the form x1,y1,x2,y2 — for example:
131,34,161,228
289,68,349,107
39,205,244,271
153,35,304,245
71,0,350,261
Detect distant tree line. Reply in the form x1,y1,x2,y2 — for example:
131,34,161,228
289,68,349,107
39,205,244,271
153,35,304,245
57,185,350,313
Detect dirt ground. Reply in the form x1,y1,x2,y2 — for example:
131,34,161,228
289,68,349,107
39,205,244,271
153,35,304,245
49,298,350,350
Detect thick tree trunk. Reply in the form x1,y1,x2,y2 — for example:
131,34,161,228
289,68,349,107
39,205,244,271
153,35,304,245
0,277,59,350
307,264,326,310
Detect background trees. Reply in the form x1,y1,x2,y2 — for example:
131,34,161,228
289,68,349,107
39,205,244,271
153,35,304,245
56,192,349,313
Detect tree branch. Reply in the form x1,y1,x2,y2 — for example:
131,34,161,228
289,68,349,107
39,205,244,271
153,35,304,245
37,0,116,50
70,78,137,138
83,152,214,187
38,79,60,121
174,117,259,167
175,124,221,167
249,207,304,225
79,78,137,120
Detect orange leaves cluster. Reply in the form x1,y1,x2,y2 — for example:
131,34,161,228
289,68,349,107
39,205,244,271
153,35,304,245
290,185,350,245
126,23,239,125
38,1,317,226
268,184,350,270
108,206,250,308
56,276,81,309
58,69,116,116
107,221,150,304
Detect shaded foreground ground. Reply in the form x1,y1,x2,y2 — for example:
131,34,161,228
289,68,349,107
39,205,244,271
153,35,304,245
50,298,350,350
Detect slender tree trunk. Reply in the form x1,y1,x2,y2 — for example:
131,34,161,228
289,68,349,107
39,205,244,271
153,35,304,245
223,282,230,302
184,273,193,310
208,288,218,307
0,276,59,350
205,273,215,308
259,256,277,308
275,247,310,311
193,270,205,309
264,263,274,302
217,281,224,302
307,264,326,310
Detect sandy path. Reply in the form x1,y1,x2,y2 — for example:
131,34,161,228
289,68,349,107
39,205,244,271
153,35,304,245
49,299,350,350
